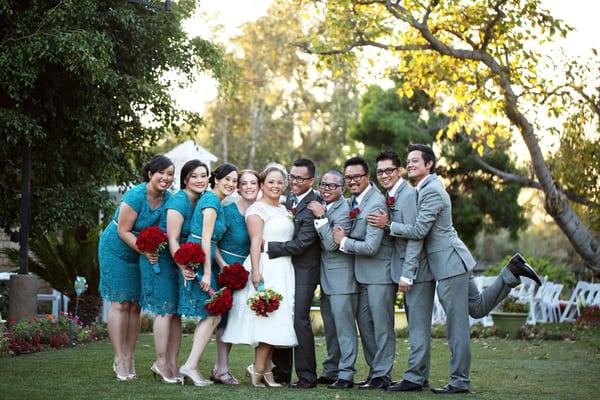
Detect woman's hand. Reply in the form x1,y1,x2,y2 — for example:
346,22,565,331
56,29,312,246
144,252,158,264
251,270,263,290
180,266,195,281
199,273,211,292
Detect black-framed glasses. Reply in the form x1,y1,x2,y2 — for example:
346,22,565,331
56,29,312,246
319,182,343,190
344,173,368,183
288,174,313,184
376,167,398,177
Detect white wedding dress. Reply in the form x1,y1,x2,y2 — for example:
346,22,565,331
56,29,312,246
222,201,297,347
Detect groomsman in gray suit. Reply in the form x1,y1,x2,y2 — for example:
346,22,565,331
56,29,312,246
368,150,435,392
307,170,359,389
332,157,396,390
369,144,541,394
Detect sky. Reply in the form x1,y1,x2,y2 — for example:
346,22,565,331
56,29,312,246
170,0,599,118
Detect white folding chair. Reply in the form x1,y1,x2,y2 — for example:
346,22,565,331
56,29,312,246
559,281,590,322
431,287,446,325
533,281,563,323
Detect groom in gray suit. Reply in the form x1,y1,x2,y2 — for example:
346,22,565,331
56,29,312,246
333,157,396,390
307,169,359,389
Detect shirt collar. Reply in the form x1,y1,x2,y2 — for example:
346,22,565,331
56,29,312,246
387,177,404,197
294,188,311,206
416,174,432,192
354,183,372,206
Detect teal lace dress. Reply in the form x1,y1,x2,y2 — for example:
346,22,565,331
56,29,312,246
99,183,171,303
177,191,225,318
140,190,193,315
215,202,251,328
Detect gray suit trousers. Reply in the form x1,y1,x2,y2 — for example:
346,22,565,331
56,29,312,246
437,272,471,390
468,268,519,318
356,283,397,378
320,293,359,381
403,280,435,385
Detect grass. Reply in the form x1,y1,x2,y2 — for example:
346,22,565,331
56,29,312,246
1,331,600,400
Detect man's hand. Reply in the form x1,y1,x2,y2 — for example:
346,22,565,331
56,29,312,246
398,281,412,293
307,201,326,218
332,226,346,244
367,209,389,229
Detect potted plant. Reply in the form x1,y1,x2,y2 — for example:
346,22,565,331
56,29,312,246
491,296,529,339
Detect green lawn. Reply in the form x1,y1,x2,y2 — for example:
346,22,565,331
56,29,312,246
1,332,599,400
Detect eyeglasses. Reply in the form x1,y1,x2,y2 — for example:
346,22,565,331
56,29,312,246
376,167,398,177
344,173,368,183
288,174,313,184
319,182,343,190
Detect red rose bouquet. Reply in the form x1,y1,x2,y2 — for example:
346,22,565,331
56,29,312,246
205,287,233,316
217,262,249,291
349,207,361,220
174,243,206,290
247,286,283,317
136,226,168,273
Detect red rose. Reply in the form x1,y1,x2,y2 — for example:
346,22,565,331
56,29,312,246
217,262,249,291
136,226,168,255
349,208,360,219
291,207,297,216
247,288,284,317
174,242,206,270
205,287,233,316
386,196,395,207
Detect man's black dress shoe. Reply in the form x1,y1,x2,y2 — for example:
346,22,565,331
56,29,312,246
289,379,317,389
317,376,337,385
358,376,389,390
386,379,424,392
328,379,354,389
431,384,469,394
355,376,371,386
507,253,542,286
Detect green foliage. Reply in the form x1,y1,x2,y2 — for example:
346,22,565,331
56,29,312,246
499,296,529,313
2,225,101,298
484,254,577,290
352,82,526,246
0,0,227,232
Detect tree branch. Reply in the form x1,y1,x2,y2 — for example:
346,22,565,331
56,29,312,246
480,0,508,51
471,152,600,208
295,38,429,55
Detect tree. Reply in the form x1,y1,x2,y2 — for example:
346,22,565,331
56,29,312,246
0,0,226,233
294,0,600,270
352,82,526,247
204,2,360,171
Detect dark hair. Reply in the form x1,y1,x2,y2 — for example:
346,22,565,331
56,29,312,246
260,166,286,185
142,155,174,182
343,156,369,174
209,163,238,189
237,169,260,188
180,159,208,189
293,158,316,178
375,150,402,168
408,143,436,173
322,169,345,186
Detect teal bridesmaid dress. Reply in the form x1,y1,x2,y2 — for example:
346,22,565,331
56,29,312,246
140,190,193,315
99,183,171,303
177,191,225,318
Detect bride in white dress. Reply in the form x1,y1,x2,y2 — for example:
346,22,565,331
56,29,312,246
222,165,297,386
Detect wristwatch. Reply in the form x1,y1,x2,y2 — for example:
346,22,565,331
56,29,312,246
385,221,392,231
316,215,325,219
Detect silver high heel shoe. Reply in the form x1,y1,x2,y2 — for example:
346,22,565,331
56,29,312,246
113,362,130,382
179,366,213,386
151,363,179,384
262,371,282,387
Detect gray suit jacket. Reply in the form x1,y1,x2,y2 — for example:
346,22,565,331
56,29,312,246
344,184,393,285
388,180,432,283
390,174,476,280
316,196,358,295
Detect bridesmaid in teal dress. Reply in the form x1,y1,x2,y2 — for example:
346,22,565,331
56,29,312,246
99,155,174,381
139,159,208,383
178,163,239,386
211,169,260,385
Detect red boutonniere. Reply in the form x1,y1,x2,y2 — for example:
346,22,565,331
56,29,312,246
386,196,396,210
288,207,296,221
349,207,361,220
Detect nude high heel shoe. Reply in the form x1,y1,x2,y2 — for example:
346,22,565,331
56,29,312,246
247,364,265,387
179,366,213,386
151,363,179,384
